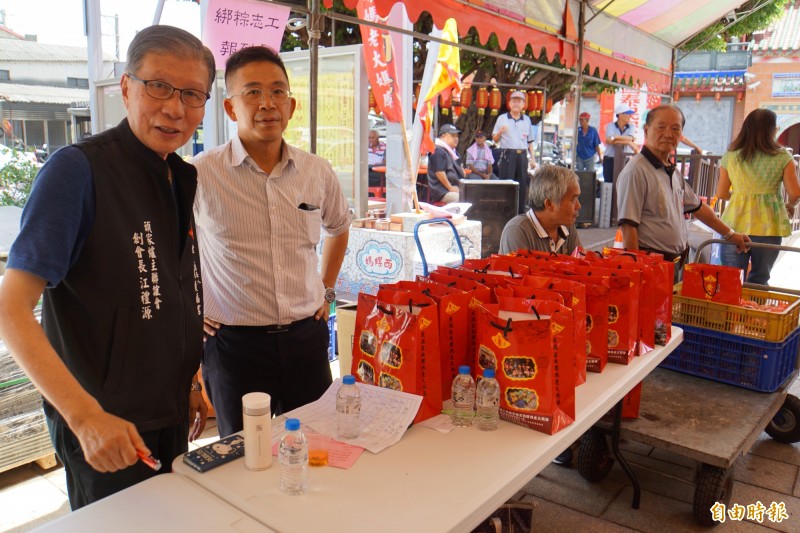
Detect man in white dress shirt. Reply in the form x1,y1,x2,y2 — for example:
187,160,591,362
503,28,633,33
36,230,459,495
192,46,351,437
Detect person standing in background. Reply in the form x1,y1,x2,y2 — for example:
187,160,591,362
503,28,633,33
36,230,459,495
193,47,351,438
367,129,386,191
465,130,496,180
574,112,602,172
716,108,800,285
603,104,638,183
0,25,214,509
493,91,537,213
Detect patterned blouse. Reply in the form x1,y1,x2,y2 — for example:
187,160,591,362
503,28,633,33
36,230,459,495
720,149,794,236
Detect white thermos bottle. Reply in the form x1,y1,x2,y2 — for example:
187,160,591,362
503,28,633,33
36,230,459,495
242,392,272,470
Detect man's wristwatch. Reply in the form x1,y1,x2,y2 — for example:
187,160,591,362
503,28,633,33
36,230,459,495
190,381,202,392
324,287,336,304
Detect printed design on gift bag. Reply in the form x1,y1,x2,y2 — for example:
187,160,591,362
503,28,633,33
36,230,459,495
503,357,537,379
551,322,565,336
703,271,721,297
478,345,497,370
356,240,402,278
418,317,432,330
378,342,402,368
445,302,461,314
608,330,620,347
376,316,391,333
359,330,377,356
469,297,482,309
357,360,375,384
608,305,619,324
572,295,580,307
506,387,539,410
379,372,402,391
492,332,512,349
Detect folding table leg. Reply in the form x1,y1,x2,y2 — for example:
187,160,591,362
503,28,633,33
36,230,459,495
611,400,641,509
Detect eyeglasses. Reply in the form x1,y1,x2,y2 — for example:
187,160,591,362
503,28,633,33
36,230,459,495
126,73,210,108
230,87,293,106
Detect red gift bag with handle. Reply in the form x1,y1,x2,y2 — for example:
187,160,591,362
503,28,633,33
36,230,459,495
352,292,442,423
475,301,574,435
681,264,743,305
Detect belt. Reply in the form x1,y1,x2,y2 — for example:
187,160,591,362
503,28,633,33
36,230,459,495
640,247,689,267
501,149,525,154
224,316,316,334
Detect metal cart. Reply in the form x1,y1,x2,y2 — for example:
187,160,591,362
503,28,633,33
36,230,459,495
577,240,800,527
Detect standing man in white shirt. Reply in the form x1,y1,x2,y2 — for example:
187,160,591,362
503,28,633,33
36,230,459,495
192,46,351,438
603,104,639,183
493,90,537,214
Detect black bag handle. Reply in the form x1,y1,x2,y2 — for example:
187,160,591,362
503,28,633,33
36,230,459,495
489,317,514,338
701,270,720,297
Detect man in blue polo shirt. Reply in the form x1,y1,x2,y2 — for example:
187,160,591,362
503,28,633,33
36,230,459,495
575,112,602,172
492,91,537,213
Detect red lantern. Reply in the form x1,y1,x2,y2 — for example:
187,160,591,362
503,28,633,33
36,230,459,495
489,88,502,116
673,90,680,102
545,98,553,114
440,91,452,116
714,92,721,102
534,91,543,117
527,90,538,117
695,92,702,102
475,87,489,116
460,86,473,113
413,84,421,108
368,88,377,114
737,91,744,102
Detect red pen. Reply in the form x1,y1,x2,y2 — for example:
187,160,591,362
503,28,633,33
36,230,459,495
137,450,162,471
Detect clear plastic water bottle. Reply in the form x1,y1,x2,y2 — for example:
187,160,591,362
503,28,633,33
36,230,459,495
278,418,307,495
476,368,500,431
336,375,361,440
451,365,476,427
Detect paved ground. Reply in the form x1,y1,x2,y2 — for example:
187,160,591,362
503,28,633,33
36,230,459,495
1,223,799,532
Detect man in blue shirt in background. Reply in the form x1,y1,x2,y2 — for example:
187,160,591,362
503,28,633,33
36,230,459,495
574,112,602,173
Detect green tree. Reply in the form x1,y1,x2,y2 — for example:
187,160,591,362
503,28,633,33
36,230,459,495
681,0,788,51
0,151,39,207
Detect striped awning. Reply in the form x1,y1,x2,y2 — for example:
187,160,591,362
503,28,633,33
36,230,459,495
673,70,747,91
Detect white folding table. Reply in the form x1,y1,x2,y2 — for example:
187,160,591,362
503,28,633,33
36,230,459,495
172,328,684,533
33,473,273,533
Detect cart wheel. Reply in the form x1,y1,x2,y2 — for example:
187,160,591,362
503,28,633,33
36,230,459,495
765,394,800,444
577,428,614,482
693,464,733,527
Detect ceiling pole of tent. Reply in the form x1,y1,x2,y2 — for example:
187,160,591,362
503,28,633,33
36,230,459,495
84,0,103,135
570,0,587,171
308,0,322,154
153,0,166,25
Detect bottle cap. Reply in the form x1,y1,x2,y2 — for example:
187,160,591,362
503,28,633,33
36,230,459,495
483,368,495,379
342,375,356,385
242,392,271,416
285,418,301,431
458,365,471,374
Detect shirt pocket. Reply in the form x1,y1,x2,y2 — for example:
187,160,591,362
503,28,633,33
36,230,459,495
299,208,322,245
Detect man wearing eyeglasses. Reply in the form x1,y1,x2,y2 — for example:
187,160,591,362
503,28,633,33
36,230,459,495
191,46,351,438
0,26,214,508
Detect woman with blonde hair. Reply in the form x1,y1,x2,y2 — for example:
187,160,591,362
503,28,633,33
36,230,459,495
716,108,800,285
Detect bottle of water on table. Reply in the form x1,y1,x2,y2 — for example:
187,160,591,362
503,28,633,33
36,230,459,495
476,368,500,431
279,418,308,495
451,365,475,427
336,374,361,440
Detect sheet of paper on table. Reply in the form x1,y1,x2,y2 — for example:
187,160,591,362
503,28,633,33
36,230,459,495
271,379,423,454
